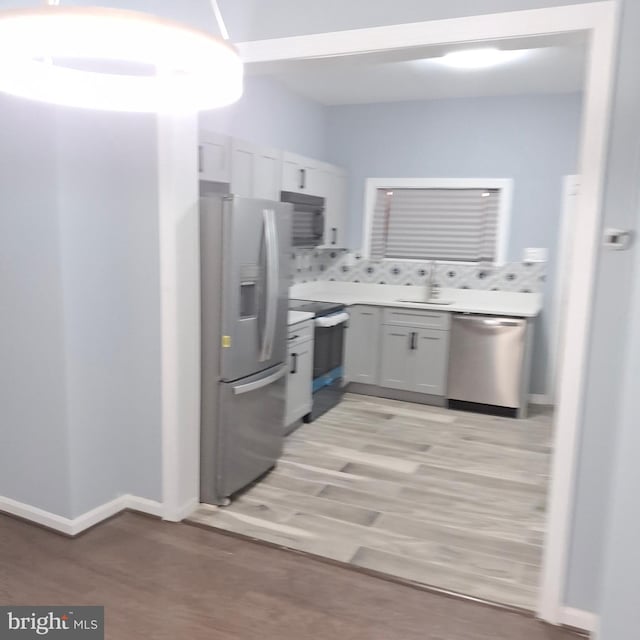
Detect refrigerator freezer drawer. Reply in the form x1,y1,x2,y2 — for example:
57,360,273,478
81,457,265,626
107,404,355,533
200,364,286,505
447,315,526,409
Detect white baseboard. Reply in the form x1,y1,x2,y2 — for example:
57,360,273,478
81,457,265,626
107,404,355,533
163,497,199,523
0,494,164,537
559,607,598,633
69,495,130,536
127,495,164,518
529,393,553,405
0,495,77,536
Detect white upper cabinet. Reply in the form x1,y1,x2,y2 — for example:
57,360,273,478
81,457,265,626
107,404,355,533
253,147,282,201
282,153,348,248
230,139,253,197
281,152,322,196
198,131,231,183
317,164,348,248
198,134,349,249
231,138,282,201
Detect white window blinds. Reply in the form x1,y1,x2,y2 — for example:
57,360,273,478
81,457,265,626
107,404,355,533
370,188,501,262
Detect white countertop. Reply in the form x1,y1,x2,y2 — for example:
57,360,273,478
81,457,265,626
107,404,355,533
289,282,542,318
288,310,315,326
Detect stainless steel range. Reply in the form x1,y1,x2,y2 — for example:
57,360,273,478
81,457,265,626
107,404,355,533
288,299,349,421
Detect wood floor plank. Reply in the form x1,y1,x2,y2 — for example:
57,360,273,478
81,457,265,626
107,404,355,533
189,393,554,612
0,512,579,640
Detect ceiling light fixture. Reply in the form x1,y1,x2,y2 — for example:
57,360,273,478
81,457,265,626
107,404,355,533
437,48,528,70
0,1,243,113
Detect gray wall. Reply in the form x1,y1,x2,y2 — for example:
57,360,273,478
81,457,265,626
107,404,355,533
596,220,640,638
566,0,640,617
56,109,162,517
595,2,640,632
594,9,640,630
325,93,583,395
199,75,327,160
0,95,72,517
0,93,163,519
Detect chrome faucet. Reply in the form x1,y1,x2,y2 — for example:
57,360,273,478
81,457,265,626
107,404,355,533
425,261,439,301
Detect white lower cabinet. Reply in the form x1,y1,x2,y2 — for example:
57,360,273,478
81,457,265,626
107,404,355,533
345,306,382,384
285,320,314,429
345,305,450,398
380,324,450,396
379,325,417,390
412,328,450,396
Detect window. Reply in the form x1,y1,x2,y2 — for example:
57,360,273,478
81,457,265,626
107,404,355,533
363,178,512,264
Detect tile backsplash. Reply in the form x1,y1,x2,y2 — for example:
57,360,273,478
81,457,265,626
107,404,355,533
290,249,546,293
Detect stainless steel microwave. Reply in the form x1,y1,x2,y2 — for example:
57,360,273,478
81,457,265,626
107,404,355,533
280,191,325,247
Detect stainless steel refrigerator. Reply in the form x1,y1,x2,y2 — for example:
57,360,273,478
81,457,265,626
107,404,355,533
200,194,292,505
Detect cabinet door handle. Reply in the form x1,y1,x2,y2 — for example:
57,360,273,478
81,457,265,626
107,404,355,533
288,334,299,341
198,145,203,174
290,352,298,374
299,168,305,190
411,332,418,350
331,227,337,245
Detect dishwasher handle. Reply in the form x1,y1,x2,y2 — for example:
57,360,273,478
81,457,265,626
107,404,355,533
449,314,528,410
454,315,525,328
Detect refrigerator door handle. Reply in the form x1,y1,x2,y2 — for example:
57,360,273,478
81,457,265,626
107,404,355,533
259,208,279,362
233,365,287,395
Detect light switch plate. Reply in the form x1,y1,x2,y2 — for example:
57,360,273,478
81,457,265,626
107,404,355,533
603,228,634,250
523,247,548,262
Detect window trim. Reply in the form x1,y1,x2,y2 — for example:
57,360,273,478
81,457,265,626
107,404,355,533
362,177,513,266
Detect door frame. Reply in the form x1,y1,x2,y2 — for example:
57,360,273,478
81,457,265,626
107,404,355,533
549,175,581,404
230,2,618,627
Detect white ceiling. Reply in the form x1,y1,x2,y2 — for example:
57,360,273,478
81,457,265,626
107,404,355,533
248,35,586,105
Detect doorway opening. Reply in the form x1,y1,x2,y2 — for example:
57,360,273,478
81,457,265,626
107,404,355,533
167,3,617,632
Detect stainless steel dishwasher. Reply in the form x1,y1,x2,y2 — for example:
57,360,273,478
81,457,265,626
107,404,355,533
447,314,530,418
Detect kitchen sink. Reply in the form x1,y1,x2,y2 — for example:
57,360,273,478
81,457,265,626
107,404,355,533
396,299,454,305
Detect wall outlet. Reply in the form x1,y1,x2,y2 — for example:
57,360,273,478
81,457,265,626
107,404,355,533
523,247,548,263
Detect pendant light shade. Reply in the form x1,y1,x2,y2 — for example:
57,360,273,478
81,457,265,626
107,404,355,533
0,7,244,112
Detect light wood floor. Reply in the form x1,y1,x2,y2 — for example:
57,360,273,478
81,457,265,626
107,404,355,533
190,393,553,611
0,511,578,639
